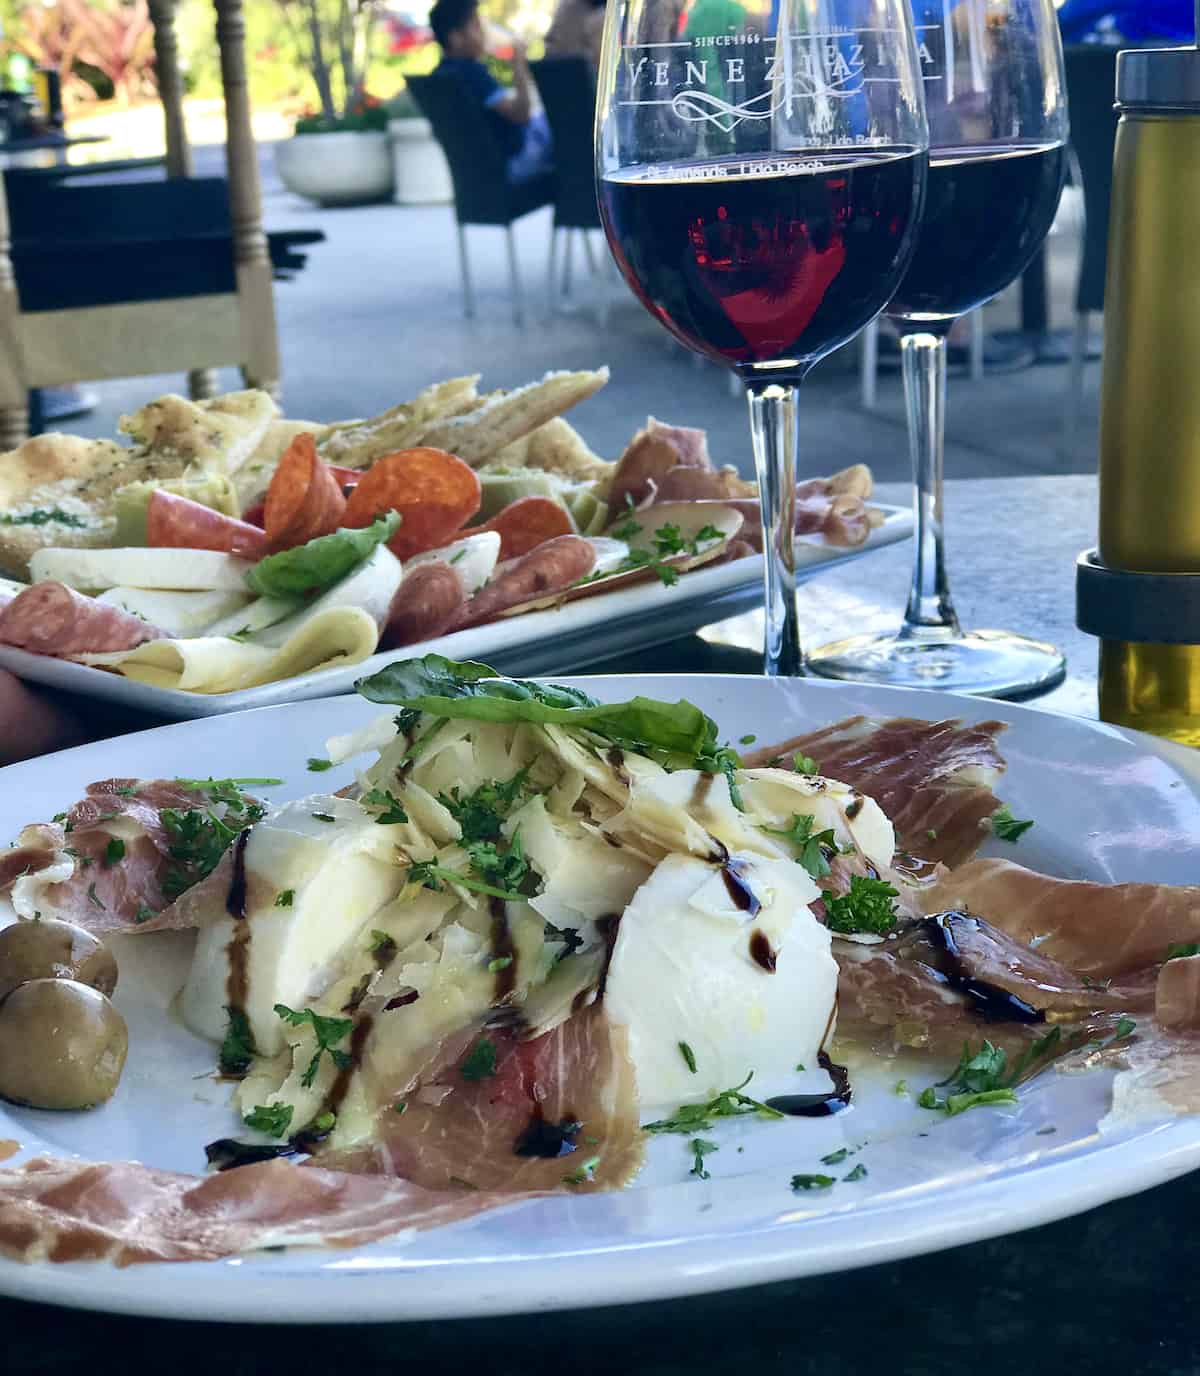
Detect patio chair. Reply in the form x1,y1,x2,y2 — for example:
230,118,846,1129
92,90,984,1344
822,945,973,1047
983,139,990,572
406,71,556,325
1061,43,1119,451
530,56,602,309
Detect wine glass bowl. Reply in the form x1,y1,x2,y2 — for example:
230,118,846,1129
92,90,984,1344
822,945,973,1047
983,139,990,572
808,0,1070,696
595,0,929,676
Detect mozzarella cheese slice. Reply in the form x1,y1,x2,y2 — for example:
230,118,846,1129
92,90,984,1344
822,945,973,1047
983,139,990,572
406,531,500,595
28,546,253,592
179,795,406,1053
605,850,836,1108
96,586,253,638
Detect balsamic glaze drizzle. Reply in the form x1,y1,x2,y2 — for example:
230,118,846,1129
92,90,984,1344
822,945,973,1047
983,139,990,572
922,912,1045,1024
721,859,761,916
749,928,777,972
766,1052,853,1118
513,1108,582,1158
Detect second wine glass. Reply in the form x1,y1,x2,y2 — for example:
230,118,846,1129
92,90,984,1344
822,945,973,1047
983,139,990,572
595,0,928,677
808,0,1069,695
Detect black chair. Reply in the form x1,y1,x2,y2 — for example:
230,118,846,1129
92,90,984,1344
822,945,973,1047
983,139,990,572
1061,43,1119,448
531,56,601,307
407,71,556,324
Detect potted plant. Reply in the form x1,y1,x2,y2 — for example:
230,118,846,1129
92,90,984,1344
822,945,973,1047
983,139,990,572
387,86,452,205
273,0,395,205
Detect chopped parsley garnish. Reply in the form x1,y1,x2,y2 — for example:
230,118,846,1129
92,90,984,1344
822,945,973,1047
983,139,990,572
459,1037,497,1081
311,812,336,823
52,811,67,823
563,1154,601,1186
992,805,1034,843
1087,1016,1137,1052
438,771,528,843
1167,942,1200,962
679,1041,698,1074
739,734,757,745
244,1103,294,1137
819,1147,850,1166
790,1173,835,1191
449,548,467,565
689,1137,718,1180
160,780,268,899
794,754,819,776
916,1032,1078,1117
219,1007,256,1077
274,1004,354,1089
86,882,105,909
134,905,156,924
843,1163,868,1182
763,813,837,880
821,875,899,936
369,929,395,955
407,859,524,903
274,889,295,908
394,707,422,736
795,1062,806,1072
313,1112,336,1133
894,1079,909,1096
393,1100,408,1115
642,1073,784,1135
487,955,513,973
610,517,641,541
306,757,334,772
361,788,409,825
103,838,125,867
0,506,87,528
466,828,530,893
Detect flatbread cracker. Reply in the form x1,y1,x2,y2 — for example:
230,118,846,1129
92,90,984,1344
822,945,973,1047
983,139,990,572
319,377,481,469
490,417,613,483
119,390,279,476
418,368,609,467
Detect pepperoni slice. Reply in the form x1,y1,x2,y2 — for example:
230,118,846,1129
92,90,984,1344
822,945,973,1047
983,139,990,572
343,448,481,562
146,491,269,561
381,563,466,649
0,583,165,655
472,496,574,560
263,434,348,551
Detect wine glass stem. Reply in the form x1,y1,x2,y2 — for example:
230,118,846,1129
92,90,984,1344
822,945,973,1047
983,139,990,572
747,381,802,678
899,330,962,639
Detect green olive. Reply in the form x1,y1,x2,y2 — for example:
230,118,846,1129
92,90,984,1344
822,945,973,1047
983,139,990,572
0,919,118,1002
0,979,128,1110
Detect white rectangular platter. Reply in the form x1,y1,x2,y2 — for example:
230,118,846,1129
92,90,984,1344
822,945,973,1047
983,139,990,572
0,505,910,719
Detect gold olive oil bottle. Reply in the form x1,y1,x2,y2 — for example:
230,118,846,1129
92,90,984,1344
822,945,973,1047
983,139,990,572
1095,39,1200,745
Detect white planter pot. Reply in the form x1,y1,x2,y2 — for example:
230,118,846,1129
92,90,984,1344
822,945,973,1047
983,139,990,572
275,130,394,207
388,117,453,205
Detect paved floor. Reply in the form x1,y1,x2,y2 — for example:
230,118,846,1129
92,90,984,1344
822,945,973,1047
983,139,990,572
58,142,1101,487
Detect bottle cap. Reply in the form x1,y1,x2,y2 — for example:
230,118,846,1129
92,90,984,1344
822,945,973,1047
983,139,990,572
1077,550,1200,644
1117,47,1200,111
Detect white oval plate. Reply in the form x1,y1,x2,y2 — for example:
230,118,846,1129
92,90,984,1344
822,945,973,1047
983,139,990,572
0,675,1198,1324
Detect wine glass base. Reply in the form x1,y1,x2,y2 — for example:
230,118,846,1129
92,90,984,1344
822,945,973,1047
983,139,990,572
806,628,1066,699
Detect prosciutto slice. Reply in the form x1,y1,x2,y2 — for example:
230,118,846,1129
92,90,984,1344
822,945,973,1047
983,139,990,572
0,779,251,933
606,420,713,518
744,716,1007,868
923,859,1200,977
340,1007,642,1193
0,1156,505,1266
0,582,165,656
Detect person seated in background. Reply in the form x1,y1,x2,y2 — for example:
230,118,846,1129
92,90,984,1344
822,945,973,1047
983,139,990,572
430,0,554,184
543,0,607,68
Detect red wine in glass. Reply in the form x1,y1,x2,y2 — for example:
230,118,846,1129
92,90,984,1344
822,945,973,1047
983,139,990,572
888,141,1067,323
599,149,924,386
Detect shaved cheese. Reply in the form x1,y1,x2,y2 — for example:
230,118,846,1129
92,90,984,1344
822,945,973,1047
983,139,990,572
585,537,630,576
253,545,401,648
28,546,253,592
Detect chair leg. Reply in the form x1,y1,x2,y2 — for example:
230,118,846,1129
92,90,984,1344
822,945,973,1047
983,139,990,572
506,225,524,327
860,317,879,411
1062,310,1089,454
969,309,985,380
456,223,475,319
188,368,219,401
561,228,575,298
547,225,559,315
582,229,599,276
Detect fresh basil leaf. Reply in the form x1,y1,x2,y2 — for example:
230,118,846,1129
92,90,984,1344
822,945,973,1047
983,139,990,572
245,511,400,599
356,654,727,770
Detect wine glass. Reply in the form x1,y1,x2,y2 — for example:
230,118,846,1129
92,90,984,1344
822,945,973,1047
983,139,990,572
808,0,1069,695
594,0,928,677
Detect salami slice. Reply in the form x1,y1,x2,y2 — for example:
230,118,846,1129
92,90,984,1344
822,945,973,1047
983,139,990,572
449,535,596,629
0,582,166,656
382,563,466,648
146,490,269,561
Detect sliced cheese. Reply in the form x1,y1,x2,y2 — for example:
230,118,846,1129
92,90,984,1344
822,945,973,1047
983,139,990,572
253,544,402,648
28,546,253,593
406,531,500,595
96,586,253,638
